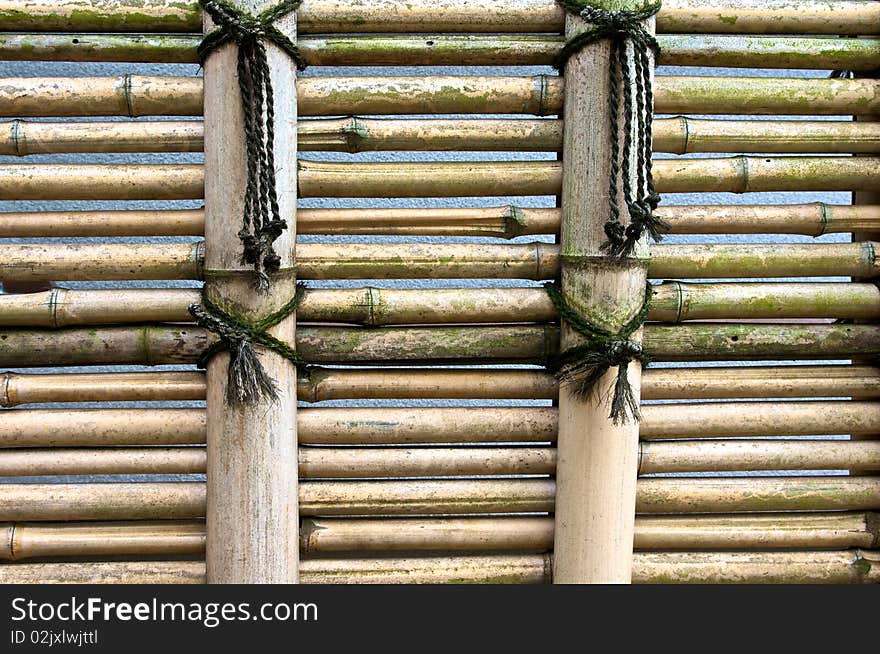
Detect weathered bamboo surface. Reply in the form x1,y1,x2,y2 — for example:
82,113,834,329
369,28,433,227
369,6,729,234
2,242,874,281
3,440,878,477
3,1,878,35
4,33,879,71
2,513,877,560
4,119,878,156
5,365,879,407
0,521,206,561
294,158,880,197
1,477,877,520
301,513,880,553
1,550,877,584
3,76,878,117
2,157,877,201
0,323,877,367
3,283,877,327
0,165,203,200
0,120,203,155
3,204,878,238
2,400,876,447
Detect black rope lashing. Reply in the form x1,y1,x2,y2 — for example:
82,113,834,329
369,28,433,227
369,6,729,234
198,0,306,292
555,1,667,258
545,282,653,425
189,283,305,406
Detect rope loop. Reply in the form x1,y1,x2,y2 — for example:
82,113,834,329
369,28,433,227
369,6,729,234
555,1,666,259
545,281,653,424
189,283,306,406
198,0,306,292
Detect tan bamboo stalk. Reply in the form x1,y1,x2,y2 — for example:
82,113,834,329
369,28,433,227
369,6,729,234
295,158,880,198
5,1,879,36
0,120,203,156
0,562,207,585
9,364,877,407
0,209,204,238
0,33,199,63
0,408,205,447
7,76,878,118
1,323,879,367
0,165,202,200
3,512,877,560
641,401,880,440
0,76,202,117
4,204,879,239
550,1,649,585
5,283,878,327
0,243,203,282
2,157,876,202
4,119,878,157
0,550,877,584
0,483,205,521
301,513,880,553
1,371,207,407
4,400,878,448
7,440,879,478
0,521,206,561
0,448,207,477
1,477,879,521
641,440,880,474
200,1,300,585
298,477,880,516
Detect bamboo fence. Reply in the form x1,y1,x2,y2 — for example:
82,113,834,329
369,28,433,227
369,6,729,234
0,0,878,586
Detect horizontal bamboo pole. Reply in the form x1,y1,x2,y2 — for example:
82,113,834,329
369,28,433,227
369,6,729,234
3,477,876,520
1,371,207,406
1,550,877,584
6,365,879,407
6,241,869,282
0,521,206,561
0,165,203,200
3,283,877,328
640,440,880,474
295,158,880,198
3,204,878,239
5,440,878,478
5,34,879,72
0,76,202,117
3,512,877,560
2,157,876,201
0,409,205,447
3,1,877,35
302,513,880,553
0,120,203,155
4,76,878,118
0,323,877,367
3,400,875,449
0,448,206,477
5,119,879,156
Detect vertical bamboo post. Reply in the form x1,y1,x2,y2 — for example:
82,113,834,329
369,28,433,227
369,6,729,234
553,2,652,583
202,2,299,583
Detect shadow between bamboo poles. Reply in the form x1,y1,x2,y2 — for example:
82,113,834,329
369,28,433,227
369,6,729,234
551,4,645,584
200,3,299,584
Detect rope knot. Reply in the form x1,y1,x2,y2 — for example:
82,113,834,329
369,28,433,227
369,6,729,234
545,281,653,424
198,0,306,293
555,1,664,259
190,283,306,406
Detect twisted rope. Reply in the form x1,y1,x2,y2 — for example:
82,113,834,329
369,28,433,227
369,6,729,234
545,281,653,424
555,1,667,258
198,0,306,292
189,283,305,405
